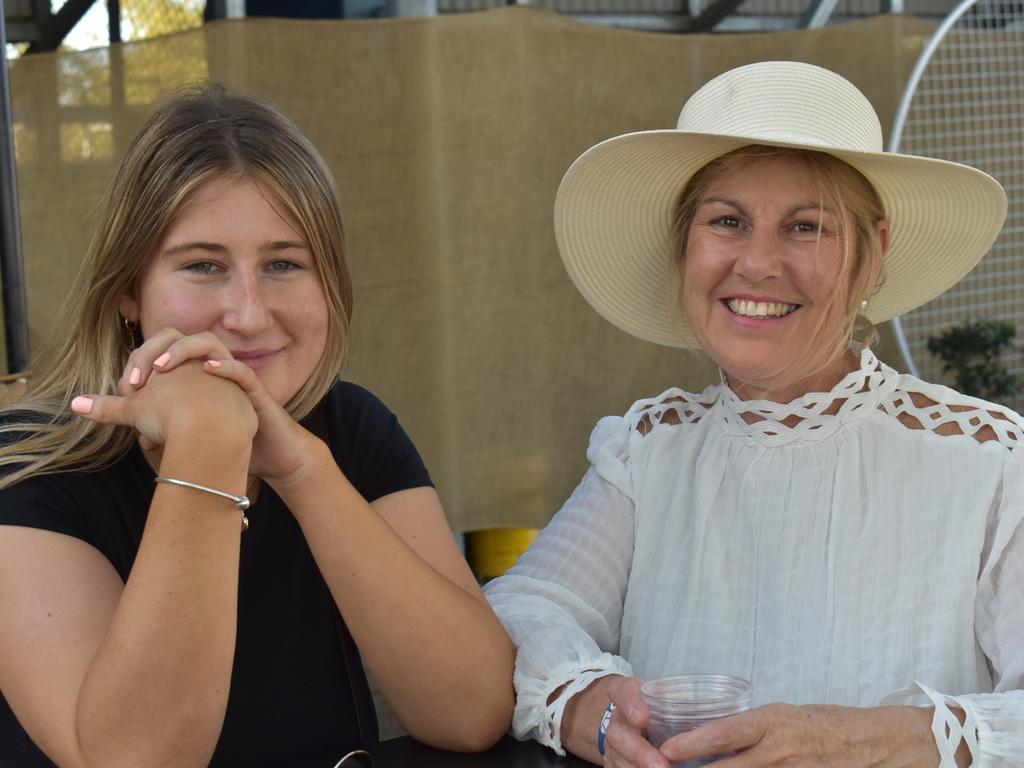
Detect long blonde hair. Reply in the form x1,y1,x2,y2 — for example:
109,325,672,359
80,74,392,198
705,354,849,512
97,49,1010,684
0,83,353,489
672,145,886,387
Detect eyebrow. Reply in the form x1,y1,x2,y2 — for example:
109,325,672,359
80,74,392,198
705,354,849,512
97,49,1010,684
160,240,309,257
699,197,836,218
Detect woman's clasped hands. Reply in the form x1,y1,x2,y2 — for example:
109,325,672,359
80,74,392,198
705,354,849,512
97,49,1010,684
600,677,943,768
73,326,318,489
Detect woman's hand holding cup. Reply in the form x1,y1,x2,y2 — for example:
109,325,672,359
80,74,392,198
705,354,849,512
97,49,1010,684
601,676,672,768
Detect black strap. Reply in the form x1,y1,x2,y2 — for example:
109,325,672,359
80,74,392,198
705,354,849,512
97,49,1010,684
303,401,381,749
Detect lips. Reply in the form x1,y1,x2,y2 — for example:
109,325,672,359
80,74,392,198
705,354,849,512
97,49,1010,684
230,349,280,370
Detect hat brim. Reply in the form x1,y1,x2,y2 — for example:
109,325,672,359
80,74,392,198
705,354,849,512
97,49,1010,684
554,130,1008,349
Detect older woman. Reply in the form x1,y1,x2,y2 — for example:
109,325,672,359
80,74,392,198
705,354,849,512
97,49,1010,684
485,61,1023,768
0,84,513,767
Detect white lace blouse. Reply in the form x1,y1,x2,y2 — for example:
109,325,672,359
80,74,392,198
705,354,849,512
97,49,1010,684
484,347,1024,766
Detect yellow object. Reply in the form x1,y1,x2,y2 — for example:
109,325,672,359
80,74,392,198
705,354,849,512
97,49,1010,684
466,528,539,582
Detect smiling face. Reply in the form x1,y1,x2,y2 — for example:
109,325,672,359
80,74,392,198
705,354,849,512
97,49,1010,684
682,153,880,401
120,175,329,406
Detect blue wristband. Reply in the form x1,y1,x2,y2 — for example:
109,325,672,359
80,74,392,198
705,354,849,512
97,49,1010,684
597,701,616,757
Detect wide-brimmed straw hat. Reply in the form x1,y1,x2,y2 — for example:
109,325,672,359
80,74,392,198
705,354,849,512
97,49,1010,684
554,60,1007,349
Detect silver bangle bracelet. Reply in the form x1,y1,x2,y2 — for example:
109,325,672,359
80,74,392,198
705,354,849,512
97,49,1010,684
154,476,251,532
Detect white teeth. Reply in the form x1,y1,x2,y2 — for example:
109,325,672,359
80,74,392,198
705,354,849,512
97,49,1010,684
726,299,798,318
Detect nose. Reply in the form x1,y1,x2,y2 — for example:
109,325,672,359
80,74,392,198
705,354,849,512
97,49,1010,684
734,226,782,284
220,271,273,336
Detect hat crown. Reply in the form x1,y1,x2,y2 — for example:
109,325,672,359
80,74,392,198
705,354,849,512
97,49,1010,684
676,61,883,153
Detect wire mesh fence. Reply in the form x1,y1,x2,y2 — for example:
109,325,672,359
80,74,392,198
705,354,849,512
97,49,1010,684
890,0,1024,408
733,0,956,17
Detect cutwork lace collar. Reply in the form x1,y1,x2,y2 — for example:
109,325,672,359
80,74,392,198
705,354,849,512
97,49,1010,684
715,346,898,445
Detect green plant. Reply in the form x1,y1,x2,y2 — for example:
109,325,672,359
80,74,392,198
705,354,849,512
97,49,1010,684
927,319,1020,402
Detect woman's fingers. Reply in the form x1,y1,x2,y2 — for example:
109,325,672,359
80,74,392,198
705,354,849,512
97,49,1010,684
601,677,670,768
74,361,259,452
202,359,277,412
659,707,770,767
148,331,233,374
608,677,650,730
603,683,670,768
199,358,310,483
660,709,765,765
661,722,739,765
604,741,643,768
71,394,128,424
118,327,184,394
137,434,160,452
604,715,671,768
72,392,169,450
119,329,232,394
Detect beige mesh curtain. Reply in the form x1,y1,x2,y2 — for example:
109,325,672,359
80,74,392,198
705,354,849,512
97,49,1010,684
4,7,934,531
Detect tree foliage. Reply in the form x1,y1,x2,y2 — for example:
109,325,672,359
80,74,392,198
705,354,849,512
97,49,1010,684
927,319,1020,403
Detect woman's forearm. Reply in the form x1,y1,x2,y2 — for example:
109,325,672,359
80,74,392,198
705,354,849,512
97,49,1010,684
74,429,251,768
275,441,514,751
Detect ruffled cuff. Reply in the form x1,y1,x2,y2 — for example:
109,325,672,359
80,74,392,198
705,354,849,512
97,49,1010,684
881,682,1024,767
512,654,634,756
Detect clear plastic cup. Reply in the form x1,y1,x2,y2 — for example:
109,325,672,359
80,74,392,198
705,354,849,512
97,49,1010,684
640,674,752,768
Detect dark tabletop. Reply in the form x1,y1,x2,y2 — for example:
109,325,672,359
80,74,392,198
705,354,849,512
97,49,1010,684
372,735,591,767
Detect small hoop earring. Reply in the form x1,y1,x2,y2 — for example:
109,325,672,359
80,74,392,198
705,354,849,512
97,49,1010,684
122,316,139,350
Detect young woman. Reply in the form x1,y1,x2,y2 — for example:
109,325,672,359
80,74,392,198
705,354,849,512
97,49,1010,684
485,61,1023,768
0,84,514,767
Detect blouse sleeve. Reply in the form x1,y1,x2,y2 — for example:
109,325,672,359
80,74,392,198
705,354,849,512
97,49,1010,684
484,416,636,754
883,449,1024,768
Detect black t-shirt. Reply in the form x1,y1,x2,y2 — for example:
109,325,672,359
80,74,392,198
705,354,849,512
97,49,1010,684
0,381,433,767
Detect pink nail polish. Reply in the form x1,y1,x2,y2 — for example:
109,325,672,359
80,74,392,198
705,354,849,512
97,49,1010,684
207,359,222,369
129,367,141,385
71,396,94,415
154,352,170,368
